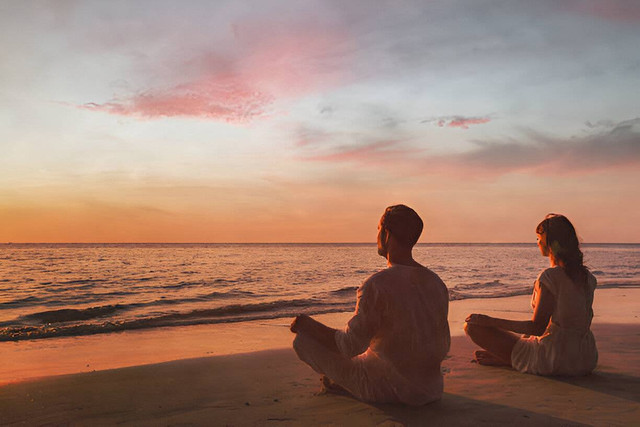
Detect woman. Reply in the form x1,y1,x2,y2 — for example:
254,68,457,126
464,214,598,376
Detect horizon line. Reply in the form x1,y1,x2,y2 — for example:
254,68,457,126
2,242,638,245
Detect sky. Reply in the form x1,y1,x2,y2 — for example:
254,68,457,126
1,0,639,243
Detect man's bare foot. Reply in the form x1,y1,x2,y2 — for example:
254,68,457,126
318,376,352,397
473,350,511,367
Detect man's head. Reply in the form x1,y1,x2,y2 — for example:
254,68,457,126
377,204,423,257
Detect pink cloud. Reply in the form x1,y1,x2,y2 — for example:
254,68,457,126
235,22,351,97
301,140,421,165
82,21,351,123
443,117,491,129
562,0,640,23
423,115,492,130
82,77,273,123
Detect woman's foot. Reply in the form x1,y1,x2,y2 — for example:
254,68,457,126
318,375,352,397
473,350,511,367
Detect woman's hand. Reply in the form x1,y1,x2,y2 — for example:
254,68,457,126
465,313,494,327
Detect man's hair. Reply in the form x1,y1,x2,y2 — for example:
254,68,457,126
381,204,423,247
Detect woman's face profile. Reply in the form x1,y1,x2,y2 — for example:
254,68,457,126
537,232,549,257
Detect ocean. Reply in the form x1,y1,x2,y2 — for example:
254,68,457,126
1,243,638,342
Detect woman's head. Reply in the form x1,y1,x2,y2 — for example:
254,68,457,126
536,214,587,285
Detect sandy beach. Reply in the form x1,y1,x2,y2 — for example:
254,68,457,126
3,0,639,424
1,288,639,426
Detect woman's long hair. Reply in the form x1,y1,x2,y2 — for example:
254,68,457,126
536,214,589,289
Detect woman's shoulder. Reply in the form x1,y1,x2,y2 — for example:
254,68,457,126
538,266,596,292
538,266,564,280
536,266,567,292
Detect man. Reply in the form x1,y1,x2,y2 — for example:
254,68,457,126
290,204,450,405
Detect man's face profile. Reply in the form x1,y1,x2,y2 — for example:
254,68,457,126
377,218,388,257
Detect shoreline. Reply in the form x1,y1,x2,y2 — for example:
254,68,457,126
1,288,639,425
1,288,637,385
3,281,637,345
1,291,536,385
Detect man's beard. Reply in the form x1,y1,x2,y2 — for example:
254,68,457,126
377,245,387,257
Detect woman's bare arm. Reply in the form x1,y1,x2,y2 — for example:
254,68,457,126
466,284,554,336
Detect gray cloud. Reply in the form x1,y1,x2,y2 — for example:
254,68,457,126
300,118,640,177
458,118,640,174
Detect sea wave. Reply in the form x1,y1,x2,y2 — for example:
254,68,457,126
160,278,238,289
0,298,354,342
449,280,532,300
58,278,109,285
596,282,640,289
0,295,44,307
1,288,260,319
21,305,124,324
6,289,264,325
449,287,532,301
329,286,359,295
2,281,638,341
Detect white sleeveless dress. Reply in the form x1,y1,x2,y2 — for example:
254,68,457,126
511,266,598,376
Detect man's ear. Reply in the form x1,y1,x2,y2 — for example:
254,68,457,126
383,228,392,245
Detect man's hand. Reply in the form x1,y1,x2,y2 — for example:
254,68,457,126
290,314,311,333
290,313,340,353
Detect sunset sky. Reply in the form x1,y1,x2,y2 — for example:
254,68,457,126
1,0,639,243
